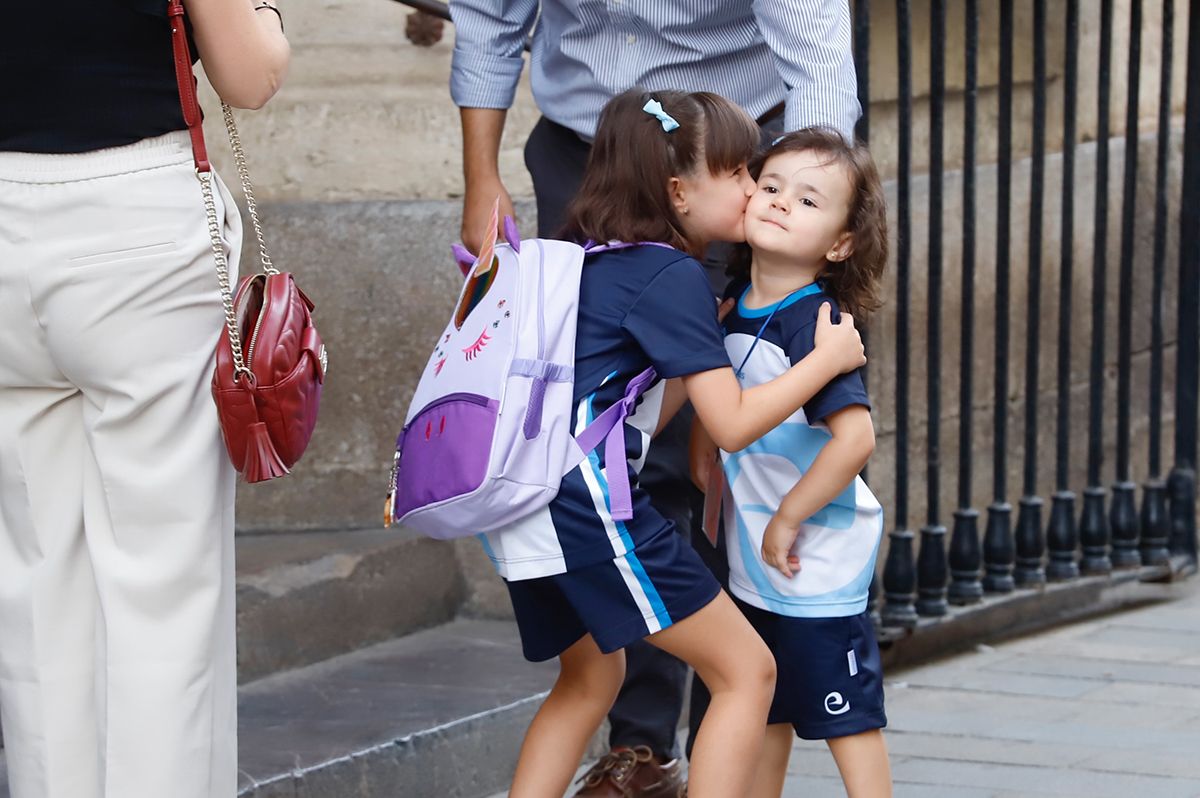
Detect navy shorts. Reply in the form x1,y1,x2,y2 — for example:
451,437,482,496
505,527,722,662
738,601,887,740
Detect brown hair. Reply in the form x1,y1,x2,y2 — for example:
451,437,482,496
732,127,889,318
559,89,760,256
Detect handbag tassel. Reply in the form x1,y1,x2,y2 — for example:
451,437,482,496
243,421,290,483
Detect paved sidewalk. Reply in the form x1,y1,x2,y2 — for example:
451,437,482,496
785,578,1200,797
491,578,1200,797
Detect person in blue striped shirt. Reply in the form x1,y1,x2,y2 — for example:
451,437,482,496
448,3,860,794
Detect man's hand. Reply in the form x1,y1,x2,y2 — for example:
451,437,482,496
761,514,802,577
812,302,865,375
462,177,516,255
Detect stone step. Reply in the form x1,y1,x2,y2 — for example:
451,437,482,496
237,618,556,798
0,620,553,798
235,526,466,682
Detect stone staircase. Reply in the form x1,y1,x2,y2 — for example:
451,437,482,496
232,538,556,798
0,526,567,798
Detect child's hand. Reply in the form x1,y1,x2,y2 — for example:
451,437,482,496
813,302,866,374
761,515,802,577
689,418,719,491
717,297,736,323
690,442,717,493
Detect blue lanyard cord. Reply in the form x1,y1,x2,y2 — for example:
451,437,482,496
732,283,822,380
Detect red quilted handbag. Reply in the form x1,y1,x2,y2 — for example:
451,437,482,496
170,0,326,482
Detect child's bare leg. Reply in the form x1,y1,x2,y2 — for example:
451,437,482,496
510,634,626,798
647,592,776,798
748,723,794,798
826,729,892,798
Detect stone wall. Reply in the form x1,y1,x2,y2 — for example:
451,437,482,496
196,0,539,203
199,0,1190,199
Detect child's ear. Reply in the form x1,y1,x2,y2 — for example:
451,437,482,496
827,231,856,262
668,176,689,215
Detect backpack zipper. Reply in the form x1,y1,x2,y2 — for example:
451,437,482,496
384,449,401,527
534,240,546,360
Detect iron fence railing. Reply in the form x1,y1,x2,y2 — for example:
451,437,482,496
873,0,1199,627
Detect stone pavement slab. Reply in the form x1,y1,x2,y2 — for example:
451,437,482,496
6,581,1200,797
872,578,1200,798
487,579,1200,797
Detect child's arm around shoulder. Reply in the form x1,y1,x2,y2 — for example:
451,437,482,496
653,296,738,439
761,405,876,577
683,303,865,452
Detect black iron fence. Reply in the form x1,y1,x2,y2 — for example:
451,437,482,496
397,0,1200,628
867,0,1199,628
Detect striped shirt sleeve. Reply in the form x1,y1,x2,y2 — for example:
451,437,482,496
752,0,862,143
448,0,539,109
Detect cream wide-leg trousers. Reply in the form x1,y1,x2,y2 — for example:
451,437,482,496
0,131,241,798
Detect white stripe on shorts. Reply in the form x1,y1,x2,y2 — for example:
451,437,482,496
575,398,663,635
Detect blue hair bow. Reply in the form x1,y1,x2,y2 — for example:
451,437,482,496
643,99,680,132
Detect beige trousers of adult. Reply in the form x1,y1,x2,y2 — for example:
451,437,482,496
0,131,240,798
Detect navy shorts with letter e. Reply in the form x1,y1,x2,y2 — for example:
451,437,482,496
739,601,887,740
505,526,722,662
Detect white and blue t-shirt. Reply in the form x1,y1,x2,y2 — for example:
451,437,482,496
720,281,884,619
482,245,730,581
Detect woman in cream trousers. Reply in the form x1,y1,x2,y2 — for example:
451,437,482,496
0,2,289,795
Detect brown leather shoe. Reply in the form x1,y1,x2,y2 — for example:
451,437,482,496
572,746,684,797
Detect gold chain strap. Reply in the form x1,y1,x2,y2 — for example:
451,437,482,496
222,103,276,277
199,102,277,382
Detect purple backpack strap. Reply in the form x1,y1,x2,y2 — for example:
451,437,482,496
573,366,658,521
584,240,676,256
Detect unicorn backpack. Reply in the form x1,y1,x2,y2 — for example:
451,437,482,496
385,210,658,540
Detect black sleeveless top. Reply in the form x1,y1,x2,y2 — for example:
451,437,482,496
0,0,197,153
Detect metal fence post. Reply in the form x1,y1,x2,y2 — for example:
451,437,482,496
882,0,919,627
1015,0,1049,587
949,0,984,605
1111,0,1145,569
1047,0,1082,581
918,0,950,617
1170,0,1200,563
1081,0,1117,575
984,0,1017,594
1140,0,1174,568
